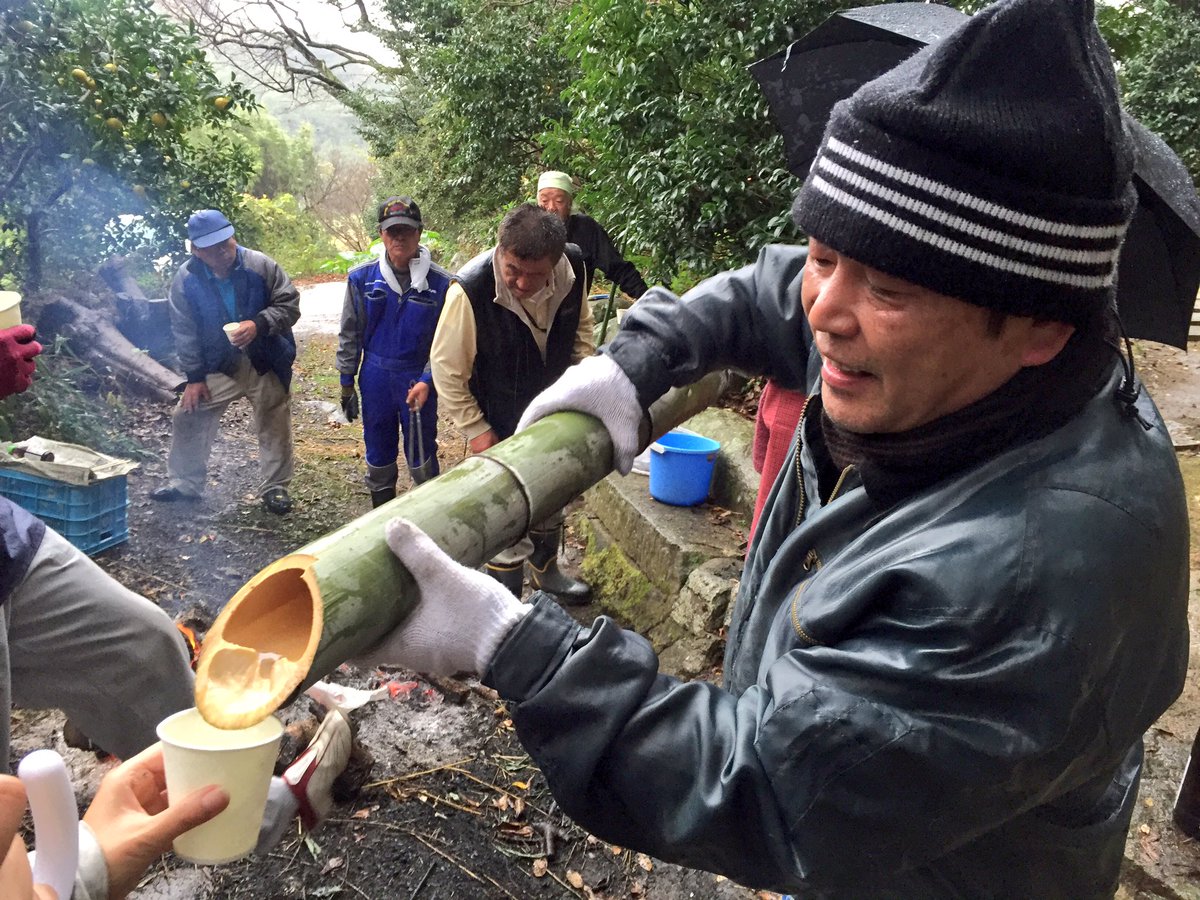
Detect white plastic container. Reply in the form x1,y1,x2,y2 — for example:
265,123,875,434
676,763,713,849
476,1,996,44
18,749,78,900
0,291,22,329
156,708,282,864
222,322,239,343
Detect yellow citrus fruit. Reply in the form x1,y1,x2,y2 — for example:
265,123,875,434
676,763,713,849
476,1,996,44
104,116,124,131
82,158,96,166
71,67,89,83
213,96,231,110
180,180,191,189
103,62,118,73
150,111,168,127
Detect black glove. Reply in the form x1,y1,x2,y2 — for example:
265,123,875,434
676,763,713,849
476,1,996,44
341,385,360,422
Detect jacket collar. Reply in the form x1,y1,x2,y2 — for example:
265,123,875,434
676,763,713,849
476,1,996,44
192,245,244,281
378,244,432,294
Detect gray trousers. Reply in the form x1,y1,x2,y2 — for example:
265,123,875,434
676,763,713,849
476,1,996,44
0,528,195,767
167,354,294,497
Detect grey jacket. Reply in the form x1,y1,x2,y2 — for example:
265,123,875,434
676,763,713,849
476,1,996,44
484,245,1189,897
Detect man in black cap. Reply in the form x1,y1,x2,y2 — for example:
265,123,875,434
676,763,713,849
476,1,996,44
354,0,1188,895
337,197,451,506
152,209,300,515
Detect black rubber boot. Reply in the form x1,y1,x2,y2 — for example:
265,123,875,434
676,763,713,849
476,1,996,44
485,562,524,598
366,462,398,509
528,526,590,606
370,487,396,508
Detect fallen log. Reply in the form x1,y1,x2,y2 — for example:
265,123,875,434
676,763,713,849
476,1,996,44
194,370,735,729
38,295,183,403
97,255,146,302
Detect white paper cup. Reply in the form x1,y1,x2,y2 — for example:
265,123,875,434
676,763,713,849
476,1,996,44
0,292,22,329
156,708,282,865
222,322,239,343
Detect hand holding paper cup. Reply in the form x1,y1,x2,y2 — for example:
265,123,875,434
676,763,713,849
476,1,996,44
222,322,240,344
0,292,22,329
156,708,282,865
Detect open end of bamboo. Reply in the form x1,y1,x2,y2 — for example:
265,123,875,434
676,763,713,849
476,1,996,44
194,555,322,729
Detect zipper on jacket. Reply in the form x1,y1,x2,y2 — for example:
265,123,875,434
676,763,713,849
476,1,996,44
793,397,812,528
827,465,854,504
789,580,822,646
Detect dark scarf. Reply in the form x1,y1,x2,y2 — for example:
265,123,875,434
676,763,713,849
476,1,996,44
813,317,1120,509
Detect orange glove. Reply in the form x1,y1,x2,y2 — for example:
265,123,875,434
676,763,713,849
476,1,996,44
0,325,41,400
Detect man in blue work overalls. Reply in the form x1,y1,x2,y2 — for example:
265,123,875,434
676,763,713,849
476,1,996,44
337,197,452,507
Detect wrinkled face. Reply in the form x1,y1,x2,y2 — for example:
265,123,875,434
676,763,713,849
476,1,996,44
192,237,238,278
536,188,572,222
497,249,557,300
381,224,421,271
801,239,1073,434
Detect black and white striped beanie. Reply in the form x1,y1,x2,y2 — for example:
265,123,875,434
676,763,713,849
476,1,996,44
792,0,1136,326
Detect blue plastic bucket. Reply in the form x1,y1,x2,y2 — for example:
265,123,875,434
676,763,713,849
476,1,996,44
648,430,720,507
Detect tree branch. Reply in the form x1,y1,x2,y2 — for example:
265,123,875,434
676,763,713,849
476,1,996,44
159,0,405,99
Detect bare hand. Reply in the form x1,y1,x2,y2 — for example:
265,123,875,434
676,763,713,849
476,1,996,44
468,429,500,454
406,381,430,409
0,775,36,900
228,320,258,349
83,744,228,900
180,381,210,413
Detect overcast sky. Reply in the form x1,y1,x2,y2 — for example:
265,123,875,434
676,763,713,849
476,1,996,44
189,0,397,65
283,0,394,59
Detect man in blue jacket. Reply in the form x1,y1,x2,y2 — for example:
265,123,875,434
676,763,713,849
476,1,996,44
152,209,300,515
351,0,1190,896
337,197,451,507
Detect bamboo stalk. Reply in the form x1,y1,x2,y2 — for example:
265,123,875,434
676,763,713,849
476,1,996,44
194,371,733,728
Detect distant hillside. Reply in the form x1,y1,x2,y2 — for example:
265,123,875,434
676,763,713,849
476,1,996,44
257,90,366,154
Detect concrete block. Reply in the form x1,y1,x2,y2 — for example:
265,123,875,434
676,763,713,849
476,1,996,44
583,472,743,594
670,557,742,637
658,634,724,680
679,408,757,520
577,513,676,637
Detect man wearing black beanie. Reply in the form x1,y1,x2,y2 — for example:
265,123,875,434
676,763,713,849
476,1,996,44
352,0,1189,895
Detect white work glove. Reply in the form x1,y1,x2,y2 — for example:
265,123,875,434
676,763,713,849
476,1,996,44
358,518,529,676
516,354,642,475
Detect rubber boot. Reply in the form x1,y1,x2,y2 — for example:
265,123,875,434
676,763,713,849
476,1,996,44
485,562,524,598
366,462,398,509
370,487,396,508
528,526,590,606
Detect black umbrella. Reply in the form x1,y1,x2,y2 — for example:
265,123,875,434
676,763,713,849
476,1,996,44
1121,118,1200,347
751,2,1200,348
750,3,967,175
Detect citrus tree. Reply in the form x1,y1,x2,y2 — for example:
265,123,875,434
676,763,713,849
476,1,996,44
0,0,256,290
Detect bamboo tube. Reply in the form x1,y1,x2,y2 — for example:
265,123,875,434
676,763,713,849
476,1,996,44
194,371,733,728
